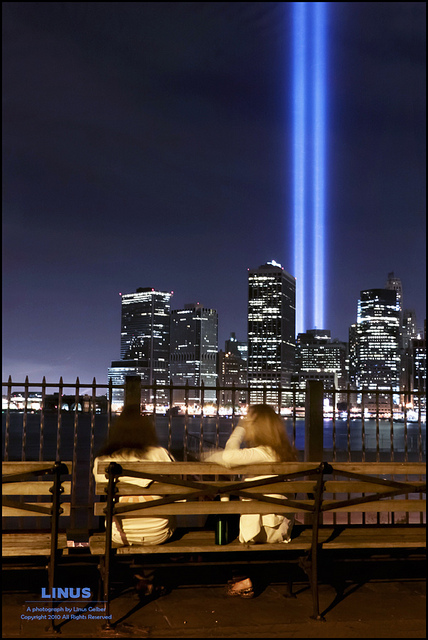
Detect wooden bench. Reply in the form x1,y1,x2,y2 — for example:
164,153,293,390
90,460,426,627
2,461,71,631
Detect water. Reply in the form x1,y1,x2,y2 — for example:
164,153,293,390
3,412,426,462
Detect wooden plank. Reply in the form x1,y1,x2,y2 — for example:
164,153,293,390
2,533,68,556
331,462,426,475
95,480,318,495
94,501,312,517
2,503,71,517
2,482,72,495
95,479,426,496
94,460,425,477
323,481,425,493
95,461,322,476
2,462,72,475
321,527,426,549
94,498,425,517
89,528,316,554
323,499,426,513
88,525,425,556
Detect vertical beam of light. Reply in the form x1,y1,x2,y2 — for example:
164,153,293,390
292,2,306,336
312,2,326,330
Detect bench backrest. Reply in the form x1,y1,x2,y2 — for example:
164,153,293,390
94,460,426,521
2,461,72,520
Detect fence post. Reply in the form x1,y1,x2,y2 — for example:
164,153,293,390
305,380,324,462
124,375,141,412
304,380,324,528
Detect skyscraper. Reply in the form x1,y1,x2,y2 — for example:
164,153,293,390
108,287,172,406
348,323,358,388
401,309,418,392
402,309,418,351
385,272,403,315
295,329,348,390
355,289,400,397
218,334,248,408
170,303,218,405
412,320,426,411
247,261,296,403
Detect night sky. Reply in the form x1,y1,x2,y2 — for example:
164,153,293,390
3,2,426,388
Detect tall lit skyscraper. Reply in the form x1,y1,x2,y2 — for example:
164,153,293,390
108,287,172,406
170,303,218,404
355,289,400,395
247,261,296,403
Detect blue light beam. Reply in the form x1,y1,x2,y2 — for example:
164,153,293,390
292,2,306,336
312,2,326,330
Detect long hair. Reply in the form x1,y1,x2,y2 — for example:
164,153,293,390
243,404,298,462
96,406,159,458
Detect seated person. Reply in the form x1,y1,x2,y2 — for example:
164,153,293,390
205,404,297,597
93,405,175,547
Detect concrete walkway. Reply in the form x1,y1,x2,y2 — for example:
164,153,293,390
2,568,426,638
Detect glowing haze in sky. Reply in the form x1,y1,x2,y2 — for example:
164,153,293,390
292,2,326,335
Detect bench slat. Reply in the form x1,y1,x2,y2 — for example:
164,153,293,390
324,499,426,513
2,533,68,556
89,528,315,554
2,481,72,495
95,461,322,475
94,501,301,516
330,462,426,475
89,525,425,556
2,462,72,475
95,460,426,476
95,480,426,496
96,481,314,495
93,499,425,517
2,504,71,517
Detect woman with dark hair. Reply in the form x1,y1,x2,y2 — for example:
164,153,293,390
205,404,298,597
93,406,175,547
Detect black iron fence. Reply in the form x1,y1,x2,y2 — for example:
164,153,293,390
2,376,426,536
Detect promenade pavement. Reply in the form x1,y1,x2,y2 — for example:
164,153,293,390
2,557,426,638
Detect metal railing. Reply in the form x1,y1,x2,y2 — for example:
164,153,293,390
2,376,426,534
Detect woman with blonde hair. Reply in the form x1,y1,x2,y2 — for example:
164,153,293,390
205,404,298,597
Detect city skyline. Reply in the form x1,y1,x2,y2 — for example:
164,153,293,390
3,2,426,386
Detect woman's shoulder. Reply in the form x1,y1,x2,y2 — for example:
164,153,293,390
144,446,174,461
253,446,278,461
